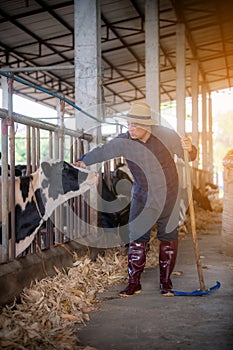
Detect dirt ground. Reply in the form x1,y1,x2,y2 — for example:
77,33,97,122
76,217,233,350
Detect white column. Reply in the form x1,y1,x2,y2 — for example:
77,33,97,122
208,93,213,178
74,0,102,239
176,23,186,136
2,76,8,108
74,0,102,138
145,0,160,123
202,84,208,172
191,59,199,168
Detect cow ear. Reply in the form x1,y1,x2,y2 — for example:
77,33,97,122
41,162,52,177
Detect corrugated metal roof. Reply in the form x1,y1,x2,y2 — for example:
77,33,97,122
0,0,233,115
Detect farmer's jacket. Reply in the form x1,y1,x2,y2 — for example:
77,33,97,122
79,125,197,211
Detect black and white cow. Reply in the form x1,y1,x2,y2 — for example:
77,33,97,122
100,163,133,245
0,159,98,257
0,152,27,176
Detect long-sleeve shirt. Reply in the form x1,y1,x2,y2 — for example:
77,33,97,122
80,125,197,211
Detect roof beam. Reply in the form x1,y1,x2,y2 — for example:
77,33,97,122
34,0,73,33
101,14,145,69
102,55,145,101
0,8,72,64
0,1,73,23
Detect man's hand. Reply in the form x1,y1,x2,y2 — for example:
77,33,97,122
73,161,87,168
181,137,192,152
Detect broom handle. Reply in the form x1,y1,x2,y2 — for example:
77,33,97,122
184,150,207,292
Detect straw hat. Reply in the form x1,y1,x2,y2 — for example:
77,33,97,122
122,102,157,125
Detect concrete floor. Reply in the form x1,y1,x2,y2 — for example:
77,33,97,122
76,218,233,350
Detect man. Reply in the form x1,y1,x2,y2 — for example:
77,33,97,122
75,102,197,297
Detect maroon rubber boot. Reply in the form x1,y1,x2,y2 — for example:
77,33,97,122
119,241,147,297
159,239,178,296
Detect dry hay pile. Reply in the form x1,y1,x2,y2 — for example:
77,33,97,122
210,197,223,213
0,249,127,350
2,197,221,350
146,229,159,267
0,237,159,350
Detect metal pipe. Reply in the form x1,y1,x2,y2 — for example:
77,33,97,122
8,76,16,260
31,127,36,172
0,71,103,124
26,126,31,175
1,118,9,263
49,130,53,158
0,65,74,73
68,136,74,239
54,127,60,244
70,136,74,163
57,99,65,242
0,108,92,141
36,128,40,169
57,98,65,161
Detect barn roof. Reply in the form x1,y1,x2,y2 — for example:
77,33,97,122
0,0,233,115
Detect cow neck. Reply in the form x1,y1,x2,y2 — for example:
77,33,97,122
30,176,43,220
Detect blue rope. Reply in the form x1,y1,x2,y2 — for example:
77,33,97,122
0,70,118,126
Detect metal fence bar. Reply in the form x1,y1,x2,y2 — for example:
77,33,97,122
1,118,9,262
8,77,16,260
31,127,36,173
36,128,40,169
26,126,31,176
57,99,65,244
68,136,74,240
49,131,53,158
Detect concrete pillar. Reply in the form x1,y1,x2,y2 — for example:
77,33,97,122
74,0,102,239
202,84,207,171
208,93,213,179
176,22,186,136
1,75,8,108
145,0,160,124
74,0,102,137
191,59,199,168
222,151,233,256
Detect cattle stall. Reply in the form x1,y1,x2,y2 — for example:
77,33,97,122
0,106,93,264
0,75,217,266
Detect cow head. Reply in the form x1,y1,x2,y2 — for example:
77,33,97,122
112,163,133,198
40,159,98,219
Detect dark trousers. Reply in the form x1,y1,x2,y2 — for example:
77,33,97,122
129,197,179,242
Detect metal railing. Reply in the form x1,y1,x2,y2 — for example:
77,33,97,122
0,106,94,263
0,69,98,263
